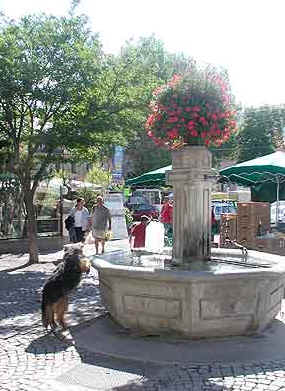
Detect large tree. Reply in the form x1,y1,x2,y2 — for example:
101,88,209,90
60,36,166,167
236,105,285,163
0,13,104,263
0,14,171,263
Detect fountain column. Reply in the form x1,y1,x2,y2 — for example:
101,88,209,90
167,146,213,264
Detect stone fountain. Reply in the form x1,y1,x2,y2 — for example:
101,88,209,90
92,146,285,338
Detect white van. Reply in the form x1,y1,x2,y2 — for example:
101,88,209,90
132,189,163,212
270,201,285,225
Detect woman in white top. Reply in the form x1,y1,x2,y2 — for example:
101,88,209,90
68,198,90,243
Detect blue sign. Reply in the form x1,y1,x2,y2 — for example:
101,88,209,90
112,146,124,181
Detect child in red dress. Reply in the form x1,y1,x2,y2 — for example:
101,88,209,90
130,215,150,248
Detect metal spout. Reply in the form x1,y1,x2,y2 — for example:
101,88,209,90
225,238,248,262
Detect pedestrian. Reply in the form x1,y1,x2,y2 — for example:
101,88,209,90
67,198,90,243
160,196,173,241
90,196,112,255
130,215,150,248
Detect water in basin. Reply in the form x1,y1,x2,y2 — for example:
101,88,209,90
90,250,272,273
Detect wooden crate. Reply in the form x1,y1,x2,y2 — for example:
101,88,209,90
253,237,285,256
237,202,270,244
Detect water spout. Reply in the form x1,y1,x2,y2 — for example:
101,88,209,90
224,238,248,262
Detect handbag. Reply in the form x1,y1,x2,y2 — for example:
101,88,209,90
65,215,75,231
104,230,113,241
85,231,95,244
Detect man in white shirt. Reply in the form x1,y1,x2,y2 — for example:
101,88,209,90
68,198,90,243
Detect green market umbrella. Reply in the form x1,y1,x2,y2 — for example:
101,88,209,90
219,150,285,222
125,165,172,187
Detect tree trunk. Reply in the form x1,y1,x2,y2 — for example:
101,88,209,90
24,190,39,264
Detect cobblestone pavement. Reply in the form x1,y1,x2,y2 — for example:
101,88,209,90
2,250,285,390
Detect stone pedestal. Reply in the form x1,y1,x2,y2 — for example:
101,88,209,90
104,192,128,239
167,146,213,263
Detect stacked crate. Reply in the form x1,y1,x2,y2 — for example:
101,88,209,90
220,213,237,247
237,202,270,248
254,237,285,255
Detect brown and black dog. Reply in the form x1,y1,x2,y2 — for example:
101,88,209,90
41,244,91,331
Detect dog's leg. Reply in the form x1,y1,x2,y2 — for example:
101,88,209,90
50,302,59,330
56,296,68,330
62,295,69,330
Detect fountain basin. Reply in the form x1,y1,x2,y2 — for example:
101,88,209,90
92,248,285,338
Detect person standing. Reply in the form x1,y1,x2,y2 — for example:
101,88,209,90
160,196,173,242
91,196,112,255
68,198,90,243
130,215,150,248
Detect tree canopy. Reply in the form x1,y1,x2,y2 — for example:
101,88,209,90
0,12,146,262
0,13,177,261
0,13,102,182
235,105,285,163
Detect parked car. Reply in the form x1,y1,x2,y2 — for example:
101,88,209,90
270,201,285,225
131,203,159,221
125,195,149,210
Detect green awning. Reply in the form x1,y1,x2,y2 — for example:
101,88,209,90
125,165,172,187
219,150,285,203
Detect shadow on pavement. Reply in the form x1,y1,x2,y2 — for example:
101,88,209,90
25,331,72,354
0,262,100,337
56,347,167,391
71,314,285,365
1,262,35,272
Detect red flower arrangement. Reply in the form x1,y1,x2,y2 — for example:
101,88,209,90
145,64,237,149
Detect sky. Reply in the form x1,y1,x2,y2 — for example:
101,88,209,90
0,0,285,107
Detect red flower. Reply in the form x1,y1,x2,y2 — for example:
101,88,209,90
187,120,195,129
146,67,236,149
153,86,164,96
167,116,179,123
199,117,208,126
146,114,155,125
167,128,179,139
190,129,198,137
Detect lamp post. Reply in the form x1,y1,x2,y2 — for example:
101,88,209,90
59,184,68,236
275,126,285,226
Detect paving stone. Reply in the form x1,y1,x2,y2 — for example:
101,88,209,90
2,250,285,390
